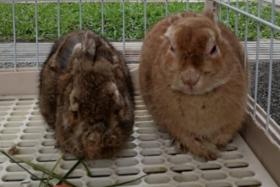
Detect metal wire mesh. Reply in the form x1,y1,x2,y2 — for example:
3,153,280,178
0,0,279,186
216,0,279,141
1,0,279,136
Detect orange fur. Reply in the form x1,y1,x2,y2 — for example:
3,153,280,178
139,11,249,160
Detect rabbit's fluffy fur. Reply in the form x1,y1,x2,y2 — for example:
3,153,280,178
39,31,134,159
139,10,249,159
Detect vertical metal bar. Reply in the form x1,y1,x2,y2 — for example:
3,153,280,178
121,0,125,54
218,1,222,21
12,0,17,71
234,0,239,35
101,0,104,35
35,0,39,69
253,0,263,118
57,0,61,37
144,0,147,35
79,0,82,30
244,0,249,71
243,0,249,117
185,0,189,11
165,0,168,16
266,0,275,130
226,0,230,26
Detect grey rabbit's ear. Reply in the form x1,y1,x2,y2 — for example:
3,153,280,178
112,63,119,70
72,43,82,54
82,31,96,56
48,58,58,70
107,82,124,107
203,8,218,23
69,88,79,112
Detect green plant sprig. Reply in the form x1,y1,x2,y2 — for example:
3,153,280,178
0,150,77,187
1,150,148,187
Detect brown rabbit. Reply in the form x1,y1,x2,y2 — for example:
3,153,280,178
139,10,249,160
39,31,134,159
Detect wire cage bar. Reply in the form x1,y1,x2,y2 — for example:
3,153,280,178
0,0,279,186
0,0,279,142
2,0,279,137
210,0,280,141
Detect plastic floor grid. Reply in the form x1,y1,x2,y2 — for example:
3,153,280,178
0,94,277,187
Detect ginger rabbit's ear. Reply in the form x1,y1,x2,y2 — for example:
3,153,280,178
163,26,173,41
203,8,218,23
163,25,176,45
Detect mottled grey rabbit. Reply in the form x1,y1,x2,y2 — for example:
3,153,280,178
39,31,134,159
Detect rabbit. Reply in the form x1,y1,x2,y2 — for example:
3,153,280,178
139,10,249,160
39,30,134,159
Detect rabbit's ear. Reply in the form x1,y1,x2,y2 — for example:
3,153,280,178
108,82,123,107
164,26,173,40
69,88,79,112
162,26,175,47
203,8,218,23
82,31,96,57
73,43,82,54
48,58,58,70
48,44,66,71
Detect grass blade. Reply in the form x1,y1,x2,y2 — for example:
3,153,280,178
39,154,63,187
81,161,93,177
58,158,83,184
12,155,77,187
0,150,50,185
104,175,147,187
1,151,40,179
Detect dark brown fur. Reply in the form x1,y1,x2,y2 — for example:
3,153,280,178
39,31,134,159
139,11,249,160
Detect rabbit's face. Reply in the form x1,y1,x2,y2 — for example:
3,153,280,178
68,55,124,126
163,17,233,95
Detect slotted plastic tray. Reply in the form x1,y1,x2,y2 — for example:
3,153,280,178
0,93,278,187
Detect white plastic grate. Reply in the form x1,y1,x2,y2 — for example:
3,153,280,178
0,93,278,187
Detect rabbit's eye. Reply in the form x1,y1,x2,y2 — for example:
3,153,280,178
72,111,78,119
210,45,217,55
170,46,175,52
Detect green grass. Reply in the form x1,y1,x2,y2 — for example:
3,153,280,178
0,2,279,42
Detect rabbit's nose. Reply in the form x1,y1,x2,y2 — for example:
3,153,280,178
181,68,200,89
182,77,200,88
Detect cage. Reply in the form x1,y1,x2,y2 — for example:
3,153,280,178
0,0,279,187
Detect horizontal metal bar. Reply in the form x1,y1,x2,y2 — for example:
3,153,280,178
214,0,280,32
1,0,206,3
